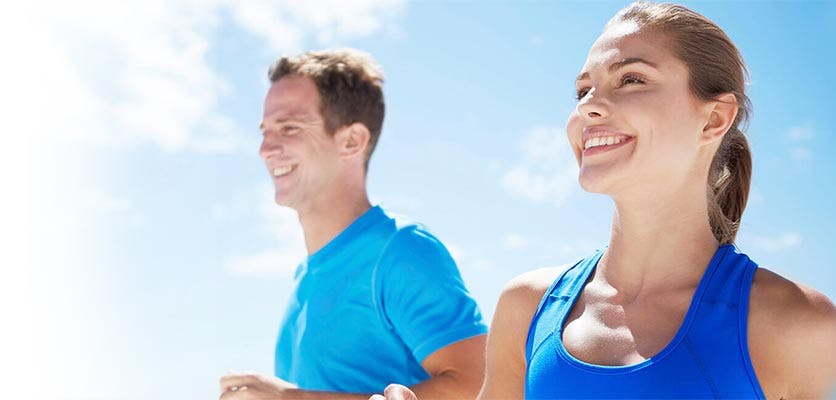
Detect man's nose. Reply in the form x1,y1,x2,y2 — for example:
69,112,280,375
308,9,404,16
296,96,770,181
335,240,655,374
259,134,284,159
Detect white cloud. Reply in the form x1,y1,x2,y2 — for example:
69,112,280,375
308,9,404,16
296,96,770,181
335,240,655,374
788,125,813,142
83,189,132,214
546,239,600,260
446,243,494,273
19,0,405,155
747,231,802,253
502,126,579,206
26,0,240,153
503,232,528,249
223,184,307,278
787,125,814,162
225,248,302,278
446,243,466,264
226,0,406,53
790,147,812,161
373,193,423,213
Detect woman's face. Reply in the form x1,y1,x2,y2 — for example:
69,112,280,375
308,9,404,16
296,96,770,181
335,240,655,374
566,21,712,197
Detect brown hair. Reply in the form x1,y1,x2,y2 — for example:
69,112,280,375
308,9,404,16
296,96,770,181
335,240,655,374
609,2,753,244
268,48,385,171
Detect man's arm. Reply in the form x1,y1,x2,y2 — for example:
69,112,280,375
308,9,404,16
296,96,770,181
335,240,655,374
371,267,567,400
219,335,485,400
219,227,492,400
219,372,367,400
410,334,486,399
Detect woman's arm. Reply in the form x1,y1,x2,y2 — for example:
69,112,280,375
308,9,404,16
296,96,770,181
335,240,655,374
478,267,566,400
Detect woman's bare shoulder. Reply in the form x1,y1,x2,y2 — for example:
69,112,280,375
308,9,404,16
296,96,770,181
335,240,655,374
498,265,574,310
749,267,835,327
490,264,575,338
748,267,836,398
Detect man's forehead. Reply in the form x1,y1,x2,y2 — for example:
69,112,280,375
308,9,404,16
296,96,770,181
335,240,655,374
261,107,320,128
263,76,321,117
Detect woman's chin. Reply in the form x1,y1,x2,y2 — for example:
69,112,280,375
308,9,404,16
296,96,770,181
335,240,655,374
578,171,613,195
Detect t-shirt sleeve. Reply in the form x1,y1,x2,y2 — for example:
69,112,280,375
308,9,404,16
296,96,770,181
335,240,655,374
374,226,488,364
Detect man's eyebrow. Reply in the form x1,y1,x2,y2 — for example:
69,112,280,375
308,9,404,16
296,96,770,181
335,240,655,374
259,113,316,131
575,57,659,82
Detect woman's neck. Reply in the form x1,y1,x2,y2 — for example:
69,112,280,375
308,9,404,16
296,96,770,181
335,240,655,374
598,180,720,301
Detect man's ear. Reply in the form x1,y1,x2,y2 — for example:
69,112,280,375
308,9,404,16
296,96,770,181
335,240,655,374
700,93,738,146
336,122,371,159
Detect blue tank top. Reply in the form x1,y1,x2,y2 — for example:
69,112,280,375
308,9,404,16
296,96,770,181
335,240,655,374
525,244,765,399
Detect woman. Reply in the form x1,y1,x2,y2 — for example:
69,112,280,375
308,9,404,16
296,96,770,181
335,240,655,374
375,2,836,399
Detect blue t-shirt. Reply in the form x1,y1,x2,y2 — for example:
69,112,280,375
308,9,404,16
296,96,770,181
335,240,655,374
526,244,765,399
275,206,487,393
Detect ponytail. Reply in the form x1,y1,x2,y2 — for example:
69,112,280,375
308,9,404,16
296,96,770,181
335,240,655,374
611,2,753,244
708,128,752,244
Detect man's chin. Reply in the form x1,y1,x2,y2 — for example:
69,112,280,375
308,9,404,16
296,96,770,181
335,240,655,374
273,193,293,208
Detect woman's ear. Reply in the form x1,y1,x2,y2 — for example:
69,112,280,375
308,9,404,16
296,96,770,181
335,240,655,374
700,93,738,145
336,122,371,159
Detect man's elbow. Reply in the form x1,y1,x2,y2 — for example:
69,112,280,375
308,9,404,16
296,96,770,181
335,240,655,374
432,362,485,398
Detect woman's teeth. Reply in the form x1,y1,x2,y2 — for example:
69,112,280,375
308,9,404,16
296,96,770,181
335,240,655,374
584,136,628,150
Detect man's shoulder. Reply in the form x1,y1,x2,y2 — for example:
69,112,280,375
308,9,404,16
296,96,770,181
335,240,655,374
366,210,461,283
375,209,447,256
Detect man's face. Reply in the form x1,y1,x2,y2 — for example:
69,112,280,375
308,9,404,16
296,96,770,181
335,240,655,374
259,75,341,213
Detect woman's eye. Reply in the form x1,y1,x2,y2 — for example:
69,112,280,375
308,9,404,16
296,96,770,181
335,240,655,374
619,74,645,87
576,87,591,101
282,126,299,135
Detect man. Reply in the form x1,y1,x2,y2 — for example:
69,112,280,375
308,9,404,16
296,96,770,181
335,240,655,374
220,49,487,400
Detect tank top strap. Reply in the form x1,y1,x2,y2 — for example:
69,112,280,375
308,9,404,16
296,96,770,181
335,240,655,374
524,245,765,399
526,249,604,361
686,244,765,398
695,245,756,306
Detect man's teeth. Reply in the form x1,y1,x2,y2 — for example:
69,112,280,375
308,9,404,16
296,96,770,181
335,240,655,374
273,166,293,177
584,136,628,150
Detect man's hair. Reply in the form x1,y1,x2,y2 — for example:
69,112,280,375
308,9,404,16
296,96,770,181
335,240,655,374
268,48,385,171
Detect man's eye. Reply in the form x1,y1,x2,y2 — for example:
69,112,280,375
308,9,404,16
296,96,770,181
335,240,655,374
576,87,591,101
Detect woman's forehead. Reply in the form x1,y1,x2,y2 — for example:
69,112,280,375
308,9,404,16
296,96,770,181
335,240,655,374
581,22,672,73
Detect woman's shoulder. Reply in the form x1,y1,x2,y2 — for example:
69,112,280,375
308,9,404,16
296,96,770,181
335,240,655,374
491,264,576,336
486,265,575,368
749,267,835,328
499,265,573,309
748,267,836,398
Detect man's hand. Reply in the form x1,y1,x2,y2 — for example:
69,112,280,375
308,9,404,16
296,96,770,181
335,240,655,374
219,371,298,400
369,384,418,400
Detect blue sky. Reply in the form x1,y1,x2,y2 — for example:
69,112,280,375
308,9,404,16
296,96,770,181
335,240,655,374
7,1,836,399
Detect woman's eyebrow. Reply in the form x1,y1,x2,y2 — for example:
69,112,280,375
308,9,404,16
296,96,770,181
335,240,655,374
576,57,659,82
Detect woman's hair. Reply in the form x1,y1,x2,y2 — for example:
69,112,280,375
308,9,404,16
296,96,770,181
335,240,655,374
609,2,752,244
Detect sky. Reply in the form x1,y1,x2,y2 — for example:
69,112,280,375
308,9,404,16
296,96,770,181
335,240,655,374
4,0,836,399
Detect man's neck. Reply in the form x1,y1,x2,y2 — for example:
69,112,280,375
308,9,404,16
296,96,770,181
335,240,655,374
297,191,372,256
